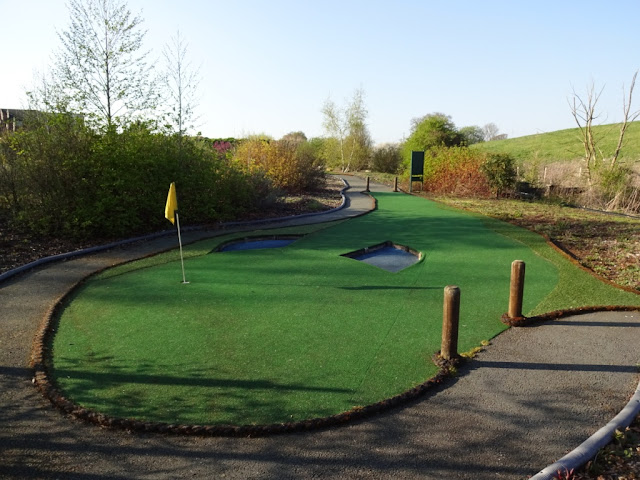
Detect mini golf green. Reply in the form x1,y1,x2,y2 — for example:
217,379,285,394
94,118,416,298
50,192,639,426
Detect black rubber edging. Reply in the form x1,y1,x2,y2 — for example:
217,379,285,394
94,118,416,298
1,178,352,286
0,230,176,285
217,177,351,227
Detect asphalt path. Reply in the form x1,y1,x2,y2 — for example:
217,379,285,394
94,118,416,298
1,175,638,479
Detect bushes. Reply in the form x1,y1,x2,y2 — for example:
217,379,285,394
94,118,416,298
402,146,516,198
372,144,402,174
421,146,491,197
480,153,517,197
232,138,325,194
586,165,640,213
1,117,282,240
1,115,330,241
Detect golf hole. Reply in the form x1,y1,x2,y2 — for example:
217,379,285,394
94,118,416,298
341,241,422,273
215,235,302,252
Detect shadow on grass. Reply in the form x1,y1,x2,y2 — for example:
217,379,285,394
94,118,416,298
53,368,352,393
340,285,442,291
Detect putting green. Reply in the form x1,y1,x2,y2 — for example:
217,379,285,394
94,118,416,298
51,192,639,425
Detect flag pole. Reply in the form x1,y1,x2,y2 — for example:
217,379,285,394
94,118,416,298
175,212,188,284
165,182,188,284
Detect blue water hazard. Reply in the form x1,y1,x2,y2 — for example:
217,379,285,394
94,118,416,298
352,246,419,273
219,239,297,252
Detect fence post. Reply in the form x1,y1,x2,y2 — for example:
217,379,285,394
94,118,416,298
508,260,526,319
365,176,370,192
394,176,398,192
441,285,460,360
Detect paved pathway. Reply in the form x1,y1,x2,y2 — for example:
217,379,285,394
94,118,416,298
1,175,638,479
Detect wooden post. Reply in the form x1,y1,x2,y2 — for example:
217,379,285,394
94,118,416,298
394,176,398,192
508,260,526,318
365,176,370,192
441,286,460,360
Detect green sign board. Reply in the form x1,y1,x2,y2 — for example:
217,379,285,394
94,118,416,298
410,151,424,192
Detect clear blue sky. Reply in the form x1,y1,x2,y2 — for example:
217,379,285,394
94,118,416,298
2,0,640,144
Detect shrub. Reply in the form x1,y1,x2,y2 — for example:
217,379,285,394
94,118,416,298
209,138,238,160
480,153,517,197
421,146,492,197
584,165,640,213
372,144,403,174
232,138,325,194
2,117,280,240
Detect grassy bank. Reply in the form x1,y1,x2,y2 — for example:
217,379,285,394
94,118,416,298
472,121,640,166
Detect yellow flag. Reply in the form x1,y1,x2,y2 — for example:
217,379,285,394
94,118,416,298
165,182,178,225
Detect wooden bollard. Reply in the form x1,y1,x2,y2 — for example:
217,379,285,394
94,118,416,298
394,176,398,192
365,176,370,192
441,285,460,360
508,260,526,318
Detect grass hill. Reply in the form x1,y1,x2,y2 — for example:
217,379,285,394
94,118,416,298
472,121,640,166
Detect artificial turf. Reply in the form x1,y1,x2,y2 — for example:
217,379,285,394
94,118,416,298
51,192,639,425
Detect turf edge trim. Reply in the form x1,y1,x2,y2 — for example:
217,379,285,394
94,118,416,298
501,305,640,327
30,266,459,437
32,272,638,437
212,234,304,253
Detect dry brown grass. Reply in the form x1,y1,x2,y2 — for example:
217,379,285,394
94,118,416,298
426,196,640,292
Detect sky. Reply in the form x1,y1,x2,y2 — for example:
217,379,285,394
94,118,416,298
2,0,640,144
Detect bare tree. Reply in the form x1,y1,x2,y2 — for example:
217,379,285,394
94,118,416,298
612,71,640,167
569,81,604,181
569,71,639,181
54,0,158,129
162,30,201,136
482,123,501,141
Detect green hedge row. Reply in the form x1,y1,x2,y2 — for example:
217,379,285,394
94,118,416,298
0,115,277,240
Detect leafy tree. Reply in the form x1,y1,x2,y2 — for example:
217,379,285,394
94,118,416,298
54,0,158,129
459,125,485,146
322,88,372,172
405,113,463,154
280,131,307,146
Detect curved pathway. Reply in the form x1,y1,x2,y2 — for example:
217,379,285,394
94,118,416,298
1,176,638,479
